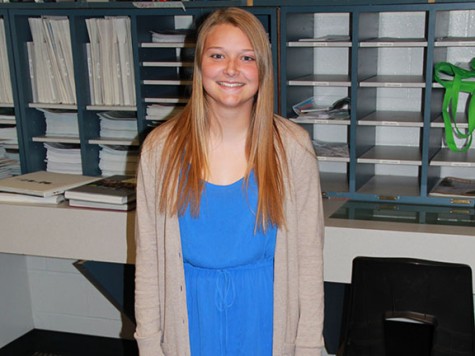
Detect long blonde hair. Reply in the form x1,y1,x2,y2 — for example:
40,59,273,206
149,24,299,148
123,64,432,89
158,7,287,230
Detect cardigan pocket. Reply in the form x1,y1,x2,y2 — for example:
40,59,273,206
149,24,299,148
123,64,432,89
283,342,296,356
161,342,170,355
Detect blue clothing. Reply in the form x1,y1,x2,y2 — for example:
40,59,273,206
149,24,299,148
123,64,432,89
179,172,277,356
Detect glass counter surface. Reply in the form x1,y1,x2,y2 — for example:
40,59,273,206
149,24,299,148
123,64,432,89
330,200,475,227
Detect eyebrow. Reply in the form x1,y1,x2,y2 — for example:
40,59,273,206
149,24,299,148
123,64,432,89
204,46,255,52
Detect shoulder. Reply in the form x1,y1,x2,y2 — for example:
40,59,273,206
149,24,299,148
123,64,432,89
274,115,315,158
140,121,174,157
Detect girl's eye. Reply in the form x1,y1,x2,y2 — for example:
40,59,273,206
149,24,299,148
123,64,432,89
210,53,224,59
242,55,255,62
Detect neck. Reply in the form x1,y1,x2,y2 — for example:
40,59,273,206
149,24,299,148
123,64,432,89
206,107,251,185
208,107,251,142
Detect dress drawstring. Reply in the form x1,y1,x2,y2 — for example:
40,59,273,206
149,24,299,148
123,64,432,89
215,270,236,355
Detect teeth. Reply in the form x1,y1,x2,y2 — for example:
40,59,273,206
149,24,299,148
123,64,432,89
218,82,244,88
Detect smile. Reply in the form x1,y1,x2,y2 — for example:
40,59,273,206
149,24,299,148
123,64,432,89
217,82,244,88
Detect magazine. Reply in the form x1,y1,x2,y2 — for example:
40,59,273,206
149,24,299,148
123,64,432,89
429,176,475,198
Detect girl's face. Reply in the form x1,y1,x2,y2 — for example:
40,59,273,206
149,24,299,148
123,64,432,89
201,23,259,114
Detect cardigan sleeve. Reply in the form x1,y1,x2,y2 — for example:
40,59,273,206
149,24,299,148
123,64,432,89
292,130,325,356
134,143,165,356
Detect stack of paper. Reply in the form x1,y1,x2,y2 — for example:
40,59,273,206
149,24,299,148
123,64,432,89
151,30,189,43
146,104,184,121
27,16,76,105
0,19,13,105
312,140,349,159
298,35,350,42
0,122,18,177
0,109,19,176
0,108,15,125
0,146,21,178
430,176,475,198
86,16,135,106
38,108,79,137
293,96,350,121
0,146,19,179
0,125,17,146
0,160,14,179
98,111,138,140
99,144,138,176
44,142,82,174
0,126,18,177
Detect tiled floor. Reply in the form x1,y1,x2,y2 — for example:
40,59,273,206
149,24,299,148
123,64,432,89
0,329,138,356
0,329,336,356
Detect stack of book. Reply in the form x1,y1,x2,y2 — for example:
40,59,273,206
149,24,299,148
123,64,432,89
64,175,136,211
0,171,99,205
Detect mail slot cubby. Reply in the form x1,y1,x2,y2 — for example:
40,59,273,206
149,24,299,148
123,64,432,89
281,3,475,206
281,8,352,198
427,7,475,198
354,10,428,202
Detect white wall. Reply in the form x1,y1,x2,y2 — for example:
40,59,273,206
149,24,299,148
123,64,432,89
26,255,135,340
0,253,34,348
23,255,334,354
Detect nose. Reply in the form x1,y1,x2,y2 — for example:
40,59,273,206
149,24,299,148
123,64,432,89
224,58,238,76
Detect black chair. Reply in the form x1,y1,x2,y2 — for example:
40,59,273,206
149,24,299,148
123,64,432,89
339,257,475,356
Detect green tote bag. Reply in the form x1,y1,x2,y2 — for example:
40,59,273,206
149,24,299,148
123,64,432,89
434,58,475,152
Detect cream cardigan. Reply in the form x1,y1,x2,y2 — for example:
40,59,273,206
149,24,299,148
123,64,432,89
134,117,325,356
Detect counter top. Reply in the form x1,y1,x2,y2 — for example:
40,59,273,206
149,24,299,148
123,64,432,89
322,200,475,284
0,201,135,264
2,199,475,287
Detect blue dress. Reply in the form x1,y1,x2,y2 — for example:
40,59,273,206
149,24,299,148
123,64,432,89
178,171,277,356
